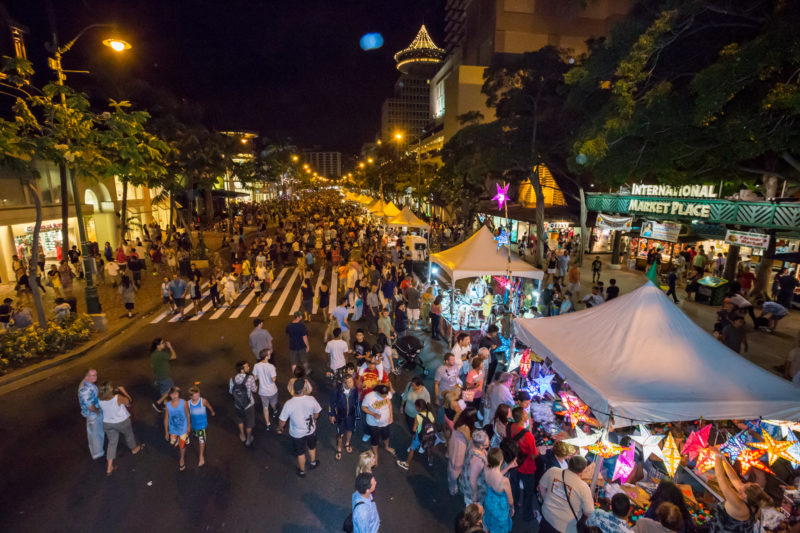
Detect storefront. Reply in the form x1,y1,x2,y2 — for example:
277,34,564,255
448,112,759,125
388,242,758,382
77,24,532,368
587,186,800,274
10,217,95,263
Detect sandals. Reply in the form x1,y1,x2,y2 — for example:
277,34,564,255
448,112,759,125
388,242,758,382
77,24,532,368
179,463,186,471
345,444,353,454
335,449,342,461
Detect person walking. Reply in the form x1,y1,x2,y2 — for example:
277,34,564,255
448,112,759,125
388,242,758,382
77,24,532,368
507,406,539,522
351,472,380,533
278,378,322,477
188,385,215,467
167,273,188,319
163,386,191,471
317,281,331,322
329,375,358,460
253,350,279,430
229,361,257,446
249,318,273,362
150,338,177,413
396,398,436,471
459,429,490,506
286,311,310,373
483,447,515,533
209,274,221,309
78,368,105,460
361,384,395,466
119,274,137,318
98,381,144,476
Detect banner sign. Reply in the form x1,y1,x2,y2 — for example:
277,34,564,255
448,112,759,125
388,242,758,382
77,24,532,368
631,183,717,198
595,213,632,231
544,221,571,230
640,220,681,243
724,230,770,250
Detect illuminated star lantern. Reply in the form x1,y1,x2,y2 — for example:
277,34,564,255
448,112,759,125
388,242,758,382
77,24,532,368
720,432,749,462
630,424,666,463
737,448,773,475
695,448,716,473
612,444,636,483
784,431,800,468
762,420,800,439
492,275,512,291
557,392,600,428
493,182,510,210
494,334,512,357
563,426,601,456
518,349,531,380
681,424,711,461
531,373,556,399
749,429,796,466
494,228,510,250
587,431,626,459
661,433,682,478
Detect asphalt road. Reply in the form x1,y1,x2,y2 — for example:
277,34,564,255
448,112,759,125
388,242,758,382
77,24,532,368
0,268,535,533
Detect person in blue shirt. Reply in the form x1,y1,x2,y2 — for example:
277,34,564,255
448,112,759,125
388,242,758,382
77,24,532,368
352,472,380,533
586,492,633,533
331,298,350,342
167,273,188,319
78,368,104,459
755,299,788,333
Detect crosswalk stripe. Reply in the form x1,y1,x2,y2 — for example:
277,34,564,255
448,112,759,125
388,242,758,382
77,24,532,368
311,267,326,314
250,267,289,317
230,289,256,318
329,267,338,313
189,298,215,321
270,268,299,316
169,302,194,322
289,284,302,315
149,282,209,324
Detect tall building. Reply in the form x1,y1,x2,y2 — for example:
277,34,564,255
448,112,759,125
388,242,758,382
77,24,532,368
430,0,631,144
303,151,342,179
380,25,445,143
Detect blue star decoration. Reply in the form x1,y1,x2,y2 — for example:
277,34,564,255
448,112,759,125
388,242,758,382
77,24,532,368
784,431,800,468
494,334,512,357
530,373,555,399
495,228,509,250
721,431,750,462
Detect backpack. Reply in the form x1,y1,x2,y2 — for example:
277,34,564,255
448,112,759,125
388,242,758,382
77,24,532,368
510,427,532,467
418,411,437,451
232,375,250,410
342,501,364,532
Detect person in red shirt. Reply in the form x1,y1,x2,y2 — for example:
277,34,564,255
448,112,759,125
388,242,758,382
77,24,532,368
508,406,539,522
356,356,389,400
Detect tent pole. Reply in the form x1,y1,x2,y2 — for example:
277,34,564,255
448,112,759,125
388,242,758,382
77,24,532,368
450,277,456,346
590,409,613,496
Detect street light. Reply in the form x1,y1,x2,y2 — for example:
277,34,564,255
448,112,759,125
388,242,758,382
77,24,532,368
359,162,365,169
48,23,131,317
291,155,299,162
367,157,374,164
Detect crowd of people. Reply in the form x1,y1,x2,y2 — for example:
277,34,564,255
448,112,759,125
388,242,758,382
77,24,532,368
70,191,799,533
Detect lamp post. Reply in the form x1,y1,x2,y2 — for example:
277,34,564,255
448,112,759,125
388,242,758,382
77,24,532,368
49,24,130,316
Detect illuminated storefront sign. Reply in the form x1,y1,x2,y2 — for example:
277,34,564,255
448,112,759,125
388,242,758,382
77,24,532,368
629,199,712,218
630,184,718,198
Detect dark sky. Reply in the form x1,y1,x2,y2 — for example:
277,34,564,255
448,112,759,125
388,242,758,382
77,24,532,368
8,0,445,153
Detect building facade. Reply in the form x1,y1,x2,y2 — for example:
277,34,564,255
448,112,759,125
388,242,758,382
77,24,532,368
303,151,342,179
380,25,446,143
430,0,631,143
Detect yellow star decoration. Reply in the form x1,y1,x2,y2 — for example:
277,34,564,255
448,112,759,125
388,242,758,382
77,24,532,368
661,433,682,477
695,448,716,473
749,429,795,466
587,435,625,458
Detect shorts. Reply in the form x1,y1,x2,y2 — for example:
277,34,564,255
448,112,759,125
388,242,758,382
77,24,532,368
174,298,186,308
259,393,278,409
567,282,581,293
547,268,556,274
162,296,171,304
408,308,420,321
289,349,308,367
170,433,189,449
302,299,313,313
124,302,134,310
155,378,174,396
341,329,350,343
337,415,356,435
192,428,207,443
367,424,390,446
292,433,318,456
234,405,256,428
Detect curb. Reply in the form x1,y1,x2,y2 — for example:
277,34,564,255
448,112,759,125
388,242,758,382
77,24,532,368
0,298,164,390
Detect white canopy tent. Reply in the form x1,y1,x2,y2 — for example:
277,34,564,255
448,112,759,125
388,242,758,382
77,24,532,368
386,206,430,229
431,226,543,281
383,202,401,218
513,282,800,425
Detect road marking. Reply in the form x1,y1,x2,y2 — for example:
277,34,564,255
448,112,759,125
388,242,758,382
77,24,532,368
149,282,208,324
169,302,194,322
230,289,256,318
250,267,289,317
289,285,303,315
311,267,325,314
189,298,215,321
270,268,299,316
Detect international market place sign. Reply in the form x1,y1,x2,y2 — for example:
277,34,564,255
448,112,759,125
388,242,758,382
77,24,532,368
585,191,800,232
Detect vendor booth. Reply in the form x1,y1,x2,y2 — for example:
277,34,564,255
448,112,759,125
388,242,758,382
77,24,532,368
509,282,800,528
431,226,543,342
382,201,401,218
386,207,430,262
368,199,386,214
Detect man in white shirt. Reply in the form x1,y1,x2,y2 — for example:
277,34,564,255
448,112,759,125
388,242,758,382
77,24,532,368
538,456,594,533
326,327,349,373
279,379,322,478
361,384,394,466
582,286,605,308
434,353,462,405
451,333,473,379
253,351,278,430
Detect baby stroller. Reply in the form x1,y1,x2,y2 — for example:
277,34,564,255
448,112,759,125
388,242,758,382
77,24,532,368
394,335,428,375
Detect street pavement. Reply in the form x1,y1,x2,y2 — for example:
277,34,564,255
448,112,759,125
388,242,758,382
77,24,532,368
0,264,498,533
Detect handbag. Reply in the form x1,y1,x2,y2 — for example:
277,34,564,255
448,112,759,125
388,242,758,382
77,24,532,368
562,469,589,533
461,386,476,402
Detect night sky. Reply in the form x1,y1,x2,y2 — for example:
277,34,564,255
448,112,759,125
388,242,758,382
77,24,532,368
9,0,445,153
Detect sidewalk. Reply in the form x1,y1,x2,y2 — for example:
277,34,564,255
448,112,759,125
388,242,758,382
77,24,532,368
570,255,799,374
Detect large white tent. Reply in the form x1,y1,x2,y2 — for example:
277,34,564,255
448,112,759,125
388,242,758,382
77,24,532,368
513,282,800,425
431,226,543,281
386,206,430,229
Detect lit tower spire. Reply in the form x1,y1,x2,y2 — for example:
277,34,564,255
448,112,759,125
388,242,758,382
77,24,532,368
394,24,446,77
